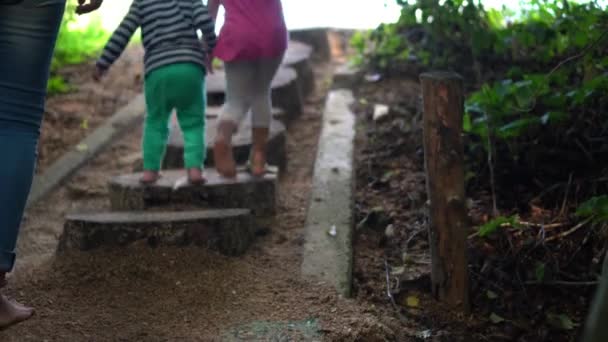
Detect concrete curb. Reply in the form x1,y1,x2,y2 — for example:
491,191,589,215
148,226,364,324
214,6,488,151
27,94,146,207
301,89,356,298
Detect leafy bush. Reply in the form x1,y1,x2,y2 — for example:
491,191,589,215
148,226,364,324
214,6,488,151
49,4,110,94
355,0,608,207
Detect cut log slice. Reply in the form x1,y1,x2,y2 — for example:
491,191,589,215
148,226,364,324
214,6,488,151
108,169,277,217
163,108,287,171
288,29,331,61
282,41,315,97
58,209,253,256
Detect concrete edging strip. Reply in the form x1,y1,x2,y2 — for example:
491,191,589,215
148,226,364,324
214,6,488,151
27,94,146,207
301,89,356,297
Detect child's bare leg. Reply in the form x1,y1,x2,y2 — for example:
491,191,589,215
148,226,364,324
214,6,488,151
214,120,237,178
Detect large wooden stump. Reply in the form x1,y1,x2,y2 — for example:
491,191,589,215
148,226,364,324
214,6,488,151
163,108,287,171
420,71,470,312
108,169,277,217
282,41,315,97
206,66,302,123
289,29,331,62
58,209,253,256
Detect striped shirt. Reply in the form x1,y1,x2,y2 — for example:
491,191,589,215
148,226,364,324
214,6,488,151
97,0,217,75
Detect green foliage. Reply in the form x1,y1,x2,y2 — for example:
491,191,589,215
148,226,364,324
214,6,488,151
576,195,608,224
477,215,520,237
357,0,608,210
49,4,110,94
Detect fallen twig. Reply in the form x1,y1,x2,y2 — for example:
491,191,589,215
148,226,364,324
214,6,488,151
545,217,593,242
525,280,599,286
559,173,573,217
384,258,398,310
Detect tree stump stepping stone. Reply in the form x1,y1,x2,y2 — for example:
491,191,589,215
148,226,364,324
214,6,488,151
282,41,315,97
108,169,277,217
58,209,253,256
205,66,302,123
163,108,287,171
288,29,331,61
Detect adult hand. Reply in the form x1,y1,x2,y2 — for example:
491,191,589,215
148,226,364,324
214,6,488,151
75,0,103,15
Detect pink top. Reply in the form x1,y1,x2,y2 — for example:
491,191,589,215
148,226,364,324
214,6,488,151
213,0,288,62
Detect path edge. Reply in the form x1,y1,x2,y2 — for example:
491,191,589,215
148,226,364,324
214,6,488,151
301,85,357,298
27,94,146,208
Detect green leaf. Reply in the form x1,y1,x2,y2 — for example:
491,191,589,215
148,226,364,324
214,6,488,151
546,313,575,331
576,196,608,223
477,215,519,237
541,111,568,125
497,117,540,139
535,262,546,282
487,290,499,299
489,313,505,324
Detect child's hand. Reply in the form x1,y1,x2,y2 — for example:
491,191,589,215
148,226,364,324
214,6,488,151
204,55,214,75
93,66,106,82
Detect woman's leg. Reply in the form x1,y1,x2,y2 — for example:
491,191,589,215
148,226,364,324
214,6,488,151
215,60,255,178
0,0,65,328
249,56,283,176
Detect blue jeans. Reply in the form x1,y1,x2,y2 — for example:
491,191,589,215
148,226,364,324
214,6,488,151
0,0,65,272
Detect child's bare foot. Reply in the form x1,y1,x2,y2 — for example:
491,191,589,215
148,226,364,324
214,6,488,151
214,120,237,178
0,295,34,330
187,168,206,184
140,170,160,184
250,149,267,178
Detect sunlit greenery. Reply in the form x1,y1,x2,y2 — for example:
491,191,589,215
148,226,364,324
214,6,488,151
355,0,608,210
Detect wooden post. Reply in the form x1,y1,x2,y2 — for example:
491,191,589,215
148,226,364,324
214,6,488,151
420,71,470,312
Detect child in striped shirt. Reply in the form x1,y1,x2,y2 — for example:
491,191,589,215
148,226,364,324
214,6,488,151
94,0,217,184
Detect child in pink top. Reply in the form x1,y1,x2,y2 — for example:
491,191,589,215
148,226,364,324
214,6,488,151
208,0,288,178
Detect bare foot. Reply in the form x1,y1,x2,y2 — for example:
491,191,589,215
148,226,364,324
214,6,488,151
187,168,206,184
250,149,267,178
0,295,34,330
140,170,159,184
214,121,237,178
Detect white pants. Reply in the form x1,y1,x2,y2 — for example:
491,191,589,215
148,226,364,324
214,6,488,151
220,55,283,128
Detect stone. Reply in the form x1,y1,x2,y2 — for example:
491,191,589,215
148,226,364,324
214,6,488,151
163,107,287,172
205,66,302,123
57,209,253,256
282,41,315,97
301,89,356,298
108,169,277,217
332,63,362,90
289,29,331,61
373,104,390,121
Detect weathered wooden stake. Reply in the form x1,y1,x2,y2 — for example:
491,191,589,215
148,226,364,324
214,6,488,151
420,71,470,312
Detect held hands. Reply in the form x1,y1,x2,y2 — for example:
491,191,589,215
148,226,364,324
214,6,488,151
92,66,106,82
204,55,214,75
76,0,103,15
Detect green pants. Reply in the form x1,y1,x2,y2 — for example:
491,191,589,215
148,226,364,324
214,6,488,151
143,63,206,170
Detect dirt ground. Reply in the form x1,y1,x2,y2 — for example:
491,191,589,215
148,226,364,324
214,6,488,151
0,60,411,341
38,45,144,173
351,74,599,342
